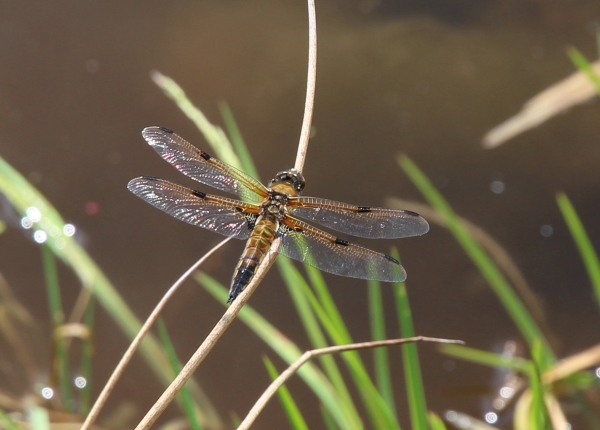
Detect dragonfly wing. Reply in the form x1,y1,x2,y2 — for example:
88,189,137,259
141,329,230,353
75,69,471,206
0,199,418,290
278,217,406,282
288,197,429,239
141,126,268,203
128,177,257,239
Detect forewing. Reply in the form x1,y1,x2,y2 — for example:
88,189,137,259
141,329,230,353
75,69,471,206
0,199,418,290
288,197,429,239
278,217,406,282
127,177,257,239
142,126,268,203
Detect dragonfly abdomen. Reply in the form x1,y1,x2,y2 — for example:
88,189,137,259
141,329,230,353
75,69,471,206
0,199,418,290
227,216,279,303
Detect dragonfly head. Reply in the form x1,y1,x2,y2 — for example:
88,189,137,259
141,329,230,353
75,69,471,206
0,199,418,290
270,169,306,196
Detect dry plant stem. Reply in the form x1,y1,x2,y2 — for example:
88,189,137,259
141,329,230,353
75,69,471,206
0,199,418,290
134,241,280,430
80,236,232,430
544,342,600,383
294,0,316,173
237,336,464,430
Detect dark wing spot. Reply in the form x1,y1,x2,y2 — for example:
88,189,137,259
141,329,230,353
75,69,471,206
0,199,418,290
157,126,175,134
384,254,400,264
335,238,349,246
404,210,421,217
357,206,372,213
200,150,211,161
141,176,161,181
191,190,206,199
235,207,244,212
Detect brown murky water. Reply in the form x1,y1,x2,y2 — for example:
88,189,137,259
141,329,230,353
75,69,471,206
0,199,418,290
1,0,599,428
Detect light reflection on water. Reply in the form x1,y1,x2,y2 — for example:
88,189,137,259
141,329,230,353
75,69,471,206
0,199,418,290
40,387,53,399
33,230,47,244
25,206,41,222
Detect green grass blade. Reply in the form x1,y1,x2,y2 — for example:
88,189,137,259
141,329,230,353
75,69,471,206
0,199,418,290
0,155,222,427
157,319,201,430
321,405,339,430
196,272,360,430
41,245,73,412
368,279,396,418
219,102,261,180
398,155,556,369
556,192,600,311
263,356,309,430
300,267,400,429
79,298,95,416
427,411,448,430
393,271,427,430
440,344,531,373
567,47,600,96
529,342,548,430
0,409,19,430
277,257,360,424
26,402,50,430
151,71,243,171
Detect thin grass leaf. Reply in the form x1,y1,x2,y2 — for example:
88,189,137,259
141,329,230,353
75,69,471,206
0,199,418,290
321,405,338,430
568,47,600,96
219,103,261,180
0,220,6,234
79,298,95,416
440,344,531,373
299,267,400,429
150,71,243,171
157,319,201,430
41,245,73,412
529,341,549,430
427,411,448,430
0,409,19,430
196,272,360,430
556,192,600,311
0,155,221,427
393,255,426,430
398,155,556,369
26,402,50,430
263,356,309,430
277,257,360,424
368,279,396,419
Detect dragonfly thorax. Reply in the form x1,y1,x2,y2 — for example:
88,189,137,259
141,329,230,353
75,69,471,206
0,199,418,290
261,191,289,218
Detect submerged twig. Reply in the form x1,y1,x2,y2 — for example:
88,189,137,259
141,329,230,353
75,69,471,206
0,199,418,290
294,0,317,173
134,241,280,430
80,236,232,430
238,336,464,430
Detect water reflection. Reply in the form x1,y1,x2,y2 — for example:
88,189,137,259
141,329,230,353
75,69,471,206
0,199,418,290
484,412,497,424
540,224,554,237
63,223,76,236
74,376,87,389
40,387,53,399
21,217,33,229
490,180,505,194
33,230,47,244
25,206,41,222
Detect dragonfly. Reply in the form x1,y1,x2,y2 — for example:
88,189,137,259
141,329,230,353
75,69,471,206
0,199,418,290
128,126,429,303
